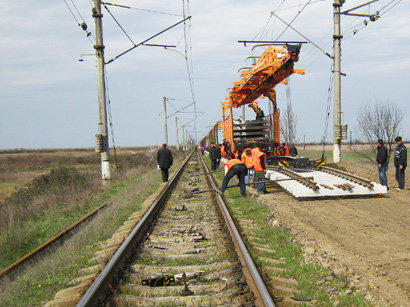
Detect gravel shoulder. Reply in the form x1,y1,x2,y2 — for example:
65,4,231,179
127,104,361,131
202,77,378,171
259,161,409,305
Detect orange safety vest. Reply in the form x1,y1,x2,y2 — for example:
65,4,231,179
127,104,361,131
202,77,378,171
234,150,239,159
253,149,267,172
241,148,254,168
225,158,244,171
283,146,289,156
220,145,226,158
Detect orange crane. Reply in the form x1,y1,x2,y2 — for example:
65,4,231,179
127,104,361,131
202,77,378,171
222,44,305,151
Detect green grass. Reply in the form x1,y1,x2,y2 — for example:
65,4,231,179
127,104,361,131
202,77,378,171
0,171,115,270
0,167,165,306
204,156,370,305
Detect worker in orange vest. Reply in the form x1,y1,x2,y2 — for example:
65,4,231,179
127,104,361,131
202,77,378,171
219,153,247,197
241,147,254,184
278,143,289,156
283,143,289,156
273,142,279,156
252,145,268,194
220,144,226,158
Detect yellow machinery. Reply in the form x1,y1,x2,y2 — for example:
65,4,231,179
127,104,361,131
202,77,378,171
222,44,305,151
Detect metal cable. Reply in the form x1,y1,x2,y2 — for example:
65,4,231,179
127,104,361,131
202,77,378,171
63,0,95,45
103,3,136,45
103,2,182,17
182,0,197,142
322,61,334,153
104,68,119,169
275,0,313,41
70,0,86,22
63,0,81,25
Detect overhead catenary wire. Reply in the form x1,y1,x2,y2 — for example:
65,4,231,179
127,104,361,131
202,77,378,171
182,0,197,142
70,0,87,23
63,0,95,45
342,0,403,40
274,0,314,41
271,11,333,59
102,3,136,45
104,67,119,169
105,16,191,64
102,2,183,17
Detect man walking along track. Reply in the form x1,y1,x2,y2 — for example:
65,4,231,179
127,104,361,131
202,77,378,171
209,141,221,171
157,143,173,182
394,136,407,191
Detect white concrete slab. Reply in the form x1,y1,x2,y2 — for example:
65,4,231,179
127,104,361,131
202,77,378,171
215,155,387,198
266,169,387,198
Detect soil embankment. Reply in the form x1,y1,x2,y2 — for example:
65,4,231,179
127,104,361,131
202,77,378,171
260,161,409,305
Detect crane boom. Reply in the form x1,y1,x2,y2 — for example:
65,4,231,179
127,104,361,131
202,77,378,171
222,44,305,150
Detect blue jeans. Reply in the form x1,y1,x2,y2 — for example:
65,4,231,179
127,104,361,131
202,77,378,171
221,164,247,196
378,165,388,188
254,171,266,193
246,167,254,184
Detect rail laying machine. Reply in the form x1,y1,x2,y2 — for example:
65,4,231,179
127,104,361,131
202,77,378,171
201,44,325,169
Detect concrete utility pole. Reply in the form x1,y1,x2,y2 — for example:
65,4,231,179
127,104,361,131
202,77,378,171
163,96,168,145
242,105,245,121
333,0,342,163
93,0,111,181
175,117,179,150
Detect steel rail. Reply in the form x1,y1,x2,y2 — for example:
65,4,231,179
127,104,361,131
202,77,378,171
0,201,109,281
319,166,374,188
199,154,275,307
77,152,194,306
268,166,319,190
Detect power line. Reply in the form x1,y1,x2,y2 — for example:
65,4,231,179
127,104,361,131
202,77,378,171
274,0,313,41
102,2,183,17
63,0,95,45
70,0,86,23
103,3,136,45
104,67,119,169
278,0,325,11
63,0,81,25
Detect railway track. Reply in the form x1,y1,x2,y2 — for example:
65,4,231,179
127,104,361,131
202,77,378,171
47,152,275,306
0,201,109,281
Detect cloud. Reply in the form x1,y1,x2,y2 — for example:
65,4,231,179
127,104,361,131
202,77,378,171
1,0,409,149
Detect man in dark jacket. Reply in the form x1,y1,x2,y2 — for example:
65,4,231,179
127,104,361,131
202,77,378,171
209,142,221,171
289,144,298,157
376,139,388,188
157,143,173,182
394,136,407,191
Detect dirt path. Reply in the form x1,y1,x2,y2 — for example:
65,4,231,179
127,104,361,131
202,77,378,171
259,162,409,306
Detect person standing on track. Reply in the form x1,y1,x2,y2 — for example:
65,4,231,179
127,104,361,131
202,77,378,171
394,136,407,191
376,139,388,189
252,145,268,194
219,153,247,197
209,141,221,171
157,143,173,182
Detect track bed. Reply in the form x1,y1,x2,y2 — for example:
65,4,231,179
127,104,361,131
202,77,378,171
109,158,254,306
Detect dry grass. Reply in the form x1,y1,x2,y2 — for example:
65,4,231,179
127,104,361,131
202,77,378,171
0,167,163,306
0,147,184,270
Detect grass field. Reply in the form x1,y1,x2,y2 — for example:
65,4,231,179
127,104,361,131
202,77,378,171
0,147,181,271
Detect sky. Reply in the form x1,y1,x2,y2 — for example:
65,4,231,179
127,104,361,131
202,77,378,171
0,0,409,149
